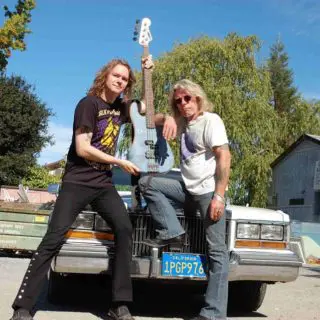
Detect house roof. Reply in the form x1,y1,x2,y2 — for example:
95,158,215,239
43,159,64,170
271,134,320,168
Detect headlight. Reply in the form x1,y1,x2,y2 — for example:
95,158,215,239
94,215,113,232
261,225,284,240
71,213,94,230
237,223,260,239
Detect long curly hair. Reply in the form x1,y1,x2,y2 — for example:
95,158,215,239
88,59,136,102
169,79,213,121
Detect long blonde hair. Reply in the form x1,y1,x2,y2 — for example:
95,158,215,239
169,79,213,122
88,59,136,102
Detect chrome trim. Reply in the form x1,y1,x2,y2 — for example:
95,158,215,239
228,250,301,282
236,219,290,226
150,247,159,277
52,244,301,283
231,250,302,267
228,263,300,282
130,213,230,256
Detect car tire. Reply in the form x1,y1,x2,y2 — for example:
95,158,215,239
228,281,267,312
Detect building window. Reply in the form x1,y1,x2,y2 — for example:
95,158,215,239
289,198,304,205
272,194,278,206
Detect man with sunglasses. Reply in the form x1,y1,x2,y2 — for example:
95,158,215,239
139,79,231,320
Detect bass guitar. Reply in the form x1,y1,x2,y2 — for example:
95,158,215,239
128,17,174,173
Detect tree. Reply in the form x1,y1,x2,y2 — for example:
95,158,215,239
0,0,36,72
267,39,320,147
285,97,320,144
22,159,65,189
127,34,282,207
0,74,53,185
22,164,62,189
268,38,298,114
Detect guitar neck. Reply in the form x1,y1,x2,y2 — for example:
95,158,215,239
142,46,155,128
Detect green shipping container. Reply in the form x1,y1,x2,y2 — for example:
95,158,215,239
0,204,50,251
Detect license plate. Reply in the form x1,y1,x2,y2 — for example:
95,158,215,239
161,252,207,278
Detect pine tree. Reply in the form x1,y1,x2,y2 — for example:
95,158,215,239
268,38,320,148
268,38,298,114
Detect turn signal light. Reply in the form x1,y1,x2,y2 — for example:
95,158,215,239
66,230,114,241
235,240,287,249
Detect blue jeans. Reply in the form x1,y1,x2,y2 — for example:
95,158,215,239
139,176,229,320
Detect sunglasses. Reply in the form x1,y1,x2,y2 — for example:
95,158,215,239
174,95,192,105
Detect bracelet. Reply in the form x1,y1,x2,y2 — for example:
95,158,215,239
214,193,226,205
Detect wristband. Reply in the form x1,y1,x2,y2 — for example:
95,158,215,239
214,193,226,205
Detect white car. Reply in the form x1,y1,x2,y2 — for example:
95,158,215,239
48,169,302,312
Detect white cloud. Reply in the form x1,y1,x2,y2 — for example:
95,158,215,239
38,122,72,165
303,92,320,100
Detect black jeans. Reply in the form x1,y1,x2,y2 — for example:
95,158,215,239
12,182,133,311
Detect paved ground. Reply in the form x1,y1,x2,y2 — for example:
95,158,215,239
0,255,319,320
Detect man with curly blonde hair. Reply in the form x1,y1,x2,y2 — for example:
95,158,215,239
9,57,174,320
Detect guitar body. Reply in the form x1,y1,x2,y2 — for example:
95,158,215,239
128,101,174,173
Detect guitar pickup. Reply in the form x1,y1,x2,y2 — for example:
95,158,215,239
145,151,155,159
145,140,154,146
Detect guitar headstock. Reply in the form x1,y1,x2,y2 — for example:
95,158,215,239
133,17,152,47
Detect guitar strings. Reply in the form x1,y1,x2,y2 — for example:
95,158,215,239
145,68,158,173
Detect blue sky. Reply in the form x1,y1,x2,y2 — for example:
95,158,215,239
2,0,320,165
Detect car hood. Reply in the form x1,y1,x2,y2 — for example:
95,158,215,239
226,205,290,223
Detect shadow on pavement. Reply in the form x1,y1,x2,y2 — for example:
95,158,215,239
302,274,320,279
33,274,268,319
301,266,320,278
34,274,112,319
227,311,267,318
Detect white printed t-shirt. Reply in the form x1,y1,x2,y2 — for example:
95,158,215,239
180,112,228,195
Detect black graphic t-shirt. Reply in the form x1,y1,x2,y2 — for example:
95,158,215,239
62,95,129,188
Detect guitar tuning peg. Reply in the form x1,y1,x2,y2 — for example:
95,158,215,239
133,31,138,36
133,37,137,41
136,19,140,24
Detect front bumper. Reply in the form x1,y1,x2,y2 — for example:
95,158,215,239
228,249,301,282
52,243,301,283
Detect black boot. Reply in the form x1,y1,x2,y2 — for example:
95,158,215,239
190,316,211,320
107,305,134,320
9,308,33,320
143,234,185,248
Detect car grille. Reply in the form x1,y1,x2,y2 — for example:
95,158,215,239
130,211,229,257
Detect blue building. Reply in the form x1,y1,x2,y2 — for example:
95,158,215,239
269,134,320,223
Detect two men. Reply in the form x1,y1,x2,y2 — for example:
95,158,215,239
9,57,171,320
9,57,230,320
140,79,231,320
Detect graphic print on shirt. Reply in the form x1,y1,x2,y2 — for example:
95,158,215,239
100,117,121,151
87,110,122,171
181,132,197,161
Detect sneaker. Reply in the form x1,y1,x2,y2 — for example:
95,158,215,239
9,308,33,320
189,316,210,320
143,234,185,248
107,305,134,320
190,316,227,320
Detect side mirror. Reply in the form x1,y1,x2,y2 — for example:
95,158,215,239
48,183,60,195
